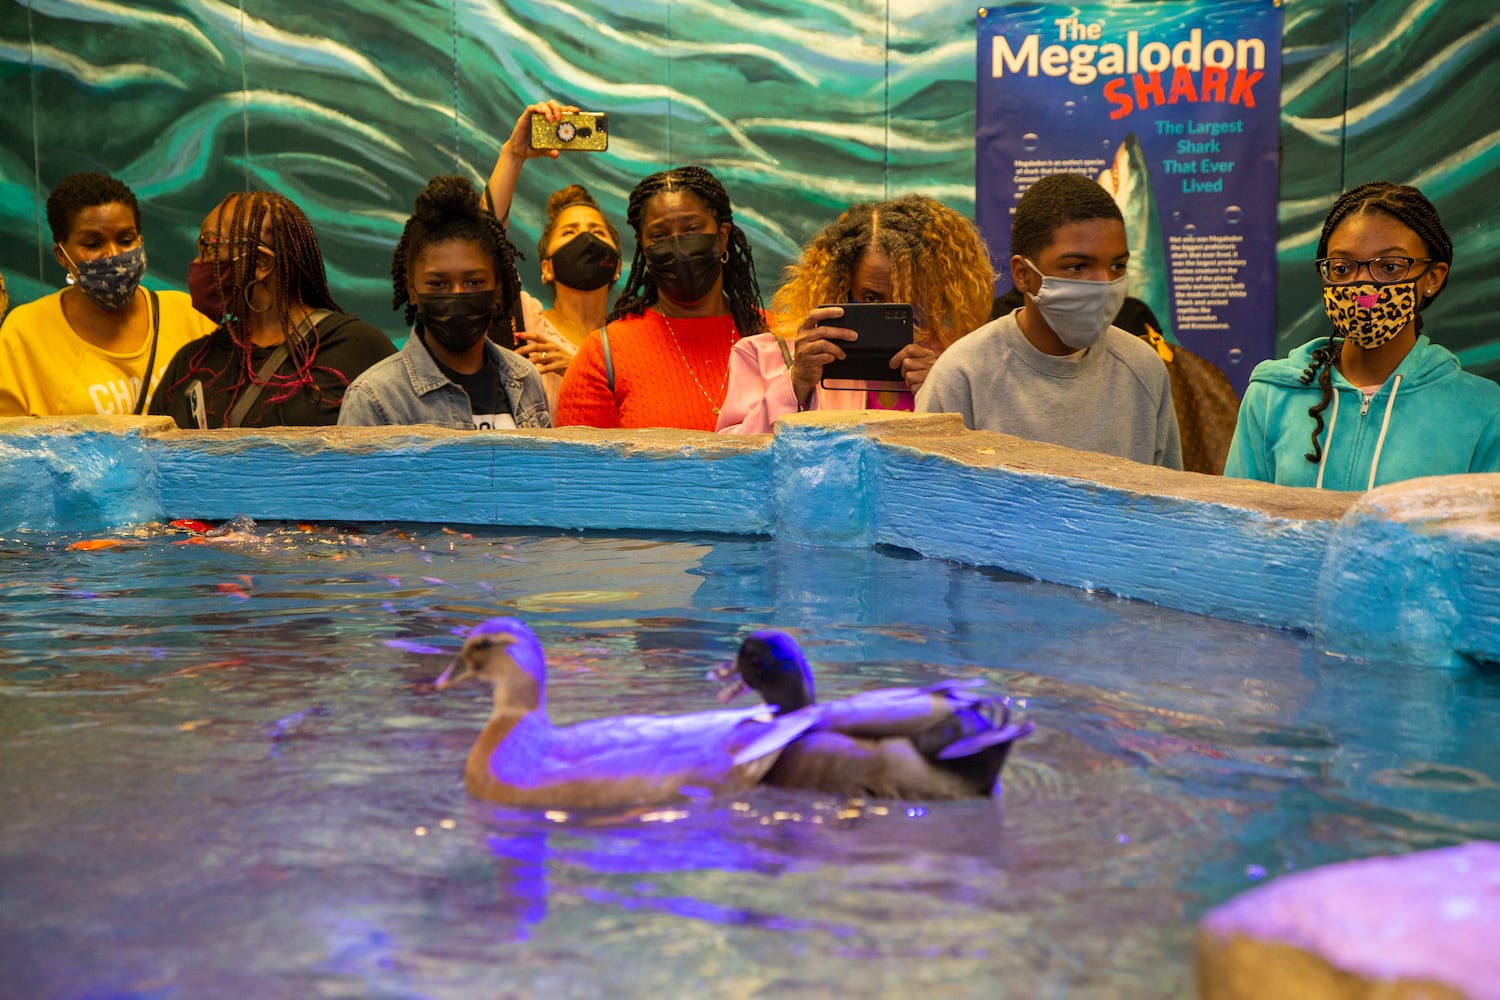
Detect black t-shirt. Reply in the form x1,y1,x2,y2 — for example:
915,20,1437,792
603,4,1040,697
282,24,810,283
428,336,514,430
150,312,396,428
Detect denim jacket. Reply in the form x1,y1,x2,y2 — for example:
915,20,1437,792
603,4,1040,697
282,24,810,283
338,331,552,429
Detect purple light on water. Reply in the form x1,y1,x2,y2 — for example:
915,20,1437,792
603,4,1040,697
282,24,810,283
382,638,446,655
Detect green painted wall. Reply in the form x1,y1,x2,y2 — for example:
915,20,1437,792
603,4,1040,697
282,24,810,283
1,1,1496,376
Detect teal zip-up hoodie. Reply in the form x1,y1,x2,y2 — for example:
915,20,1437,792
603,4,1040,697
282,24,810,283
1224,335,1500,490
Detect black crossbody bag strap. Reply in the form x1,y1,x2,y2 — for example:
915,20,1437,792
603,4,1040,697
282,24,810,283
133,289,161,415
224,309,330,428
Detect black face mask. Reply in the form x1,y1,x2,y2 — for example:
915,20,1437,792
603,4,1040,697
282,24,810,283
416,291,496,352
549,232,620,292
643,233,722,304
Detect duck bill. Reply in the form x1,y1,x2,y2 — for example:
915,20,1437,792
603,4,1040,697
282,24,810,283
433,656,475,691
706,661,749,703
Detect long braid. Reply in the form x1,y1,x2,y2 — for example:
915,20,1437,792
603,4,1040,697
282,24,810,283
233,193,341,408
1300,336,1343,463
1303,181,1453,464
390,174,524,336
608,165,767,337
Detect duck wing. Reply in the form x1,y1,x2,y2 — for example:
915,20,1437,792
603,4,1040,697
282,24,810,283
811,679,988,739
473,707,818,809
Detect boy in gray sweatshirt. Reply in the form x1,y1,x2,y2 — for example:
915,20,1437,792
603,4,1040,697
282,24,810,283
918,173,1182,470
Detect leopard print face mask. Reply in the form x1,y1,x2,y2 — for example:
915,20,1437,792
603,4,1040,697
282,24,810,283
1322,280,1419,350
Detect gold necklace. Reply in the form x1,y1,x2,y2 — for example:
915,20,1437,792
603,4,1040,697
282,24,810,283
661,312,737,414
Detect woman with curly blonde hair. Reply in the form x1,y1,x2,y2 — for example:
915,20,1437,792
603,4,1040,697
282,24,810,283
717,194,993,433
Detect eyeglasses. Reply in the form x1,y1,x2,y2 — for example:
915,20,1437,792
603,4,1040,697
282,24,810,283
1315,256,1432,285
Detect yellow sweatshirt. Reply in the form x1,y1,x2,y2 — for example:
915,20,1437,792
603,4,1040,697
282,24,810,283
0,288,213,416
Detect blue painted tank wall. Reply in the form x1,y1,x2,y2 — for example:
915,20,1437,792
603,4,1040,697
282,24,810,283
4,413,1497,670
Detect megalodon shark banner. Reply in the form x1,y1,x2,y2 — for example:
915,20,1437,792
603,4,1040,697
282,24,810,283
976,0,1284,394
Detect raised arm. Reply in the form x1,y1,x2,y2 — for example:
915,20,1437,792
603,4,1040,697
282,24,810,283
484,99,578,226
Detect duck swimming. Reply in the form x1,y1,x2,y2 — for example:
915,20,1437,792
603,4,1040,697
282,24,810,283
716,630,1033,800
434,617,819,809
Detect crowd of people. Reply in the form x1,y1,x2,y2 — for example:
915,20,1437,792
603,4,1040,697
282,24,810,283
2,100,1496,492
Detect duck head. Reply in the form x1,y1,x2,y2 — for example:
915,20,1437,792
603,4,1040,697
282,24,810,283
718,630,816,714
435,617,547,713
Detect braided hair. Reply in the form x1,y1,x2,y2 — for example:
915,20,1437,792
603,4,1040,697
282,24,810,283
608,165,768,337
391,174,524,333
167,191,344,413
772,194,994,350
46,172,141,243
1300,181,1452,463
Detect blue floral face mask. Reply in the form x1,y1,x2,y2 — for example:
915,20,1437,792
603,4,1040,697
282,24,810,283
60,243,147,312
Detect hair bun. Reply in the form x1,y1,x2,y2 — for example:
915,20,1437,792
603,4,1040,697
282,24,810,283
413,174,481,225
545,183,600,221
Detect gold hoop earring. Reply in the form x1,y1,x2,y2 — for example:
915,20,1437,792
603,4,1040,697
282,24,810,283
718,250,729,264
243,278,272,314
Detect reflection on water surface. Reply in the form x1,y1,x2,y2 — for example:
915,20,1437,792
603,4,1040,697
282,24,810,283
1,525,1496,998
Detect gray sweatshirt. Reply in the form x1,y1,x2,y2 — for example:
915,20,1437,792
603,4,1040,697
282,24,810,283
917,310,1183,470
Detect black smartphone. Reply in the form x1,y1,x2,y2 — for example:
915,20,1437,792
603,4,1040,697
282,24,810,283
488,322,518,352
186,379,208,430
530,112,609,152
816,302,915,385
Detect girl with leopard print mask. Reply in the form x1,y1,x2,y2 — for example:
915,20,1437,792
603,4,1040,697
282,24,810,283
1224,182,1500,489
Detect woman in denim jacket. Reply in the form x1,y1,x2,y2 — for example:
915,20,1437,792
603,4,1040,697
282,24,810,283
340,175,550,430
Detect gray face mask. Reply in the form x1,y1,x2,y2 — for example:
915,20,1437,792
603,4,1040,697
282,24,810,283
1024,258,1129,350
60,243,148,311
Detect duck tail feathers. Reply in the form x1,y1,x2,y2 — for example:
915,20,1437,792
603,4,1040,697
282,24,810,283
935,719,1034,761
921,678,986,694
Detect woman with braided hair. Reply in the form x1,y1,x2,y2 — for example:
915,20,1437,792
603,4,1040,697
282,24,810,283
338,175,550,430
716,194,993,433
1225,181,1500,489
555,164,768,430
149,191,395,428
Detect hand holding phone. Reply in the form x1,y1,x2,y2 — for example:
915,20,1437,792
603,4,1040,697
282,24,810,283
888,340,941,393
530,112,609,152
786,306,854,405
815,302,915,386
503,100,578,163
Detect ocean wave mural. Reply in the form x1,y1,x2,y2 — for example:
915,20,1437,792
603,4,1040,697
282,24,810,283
1,0,1496,377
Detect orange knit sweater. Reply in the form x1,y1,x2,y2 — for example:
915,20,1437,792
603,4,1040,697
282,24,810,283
555,309,740,430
